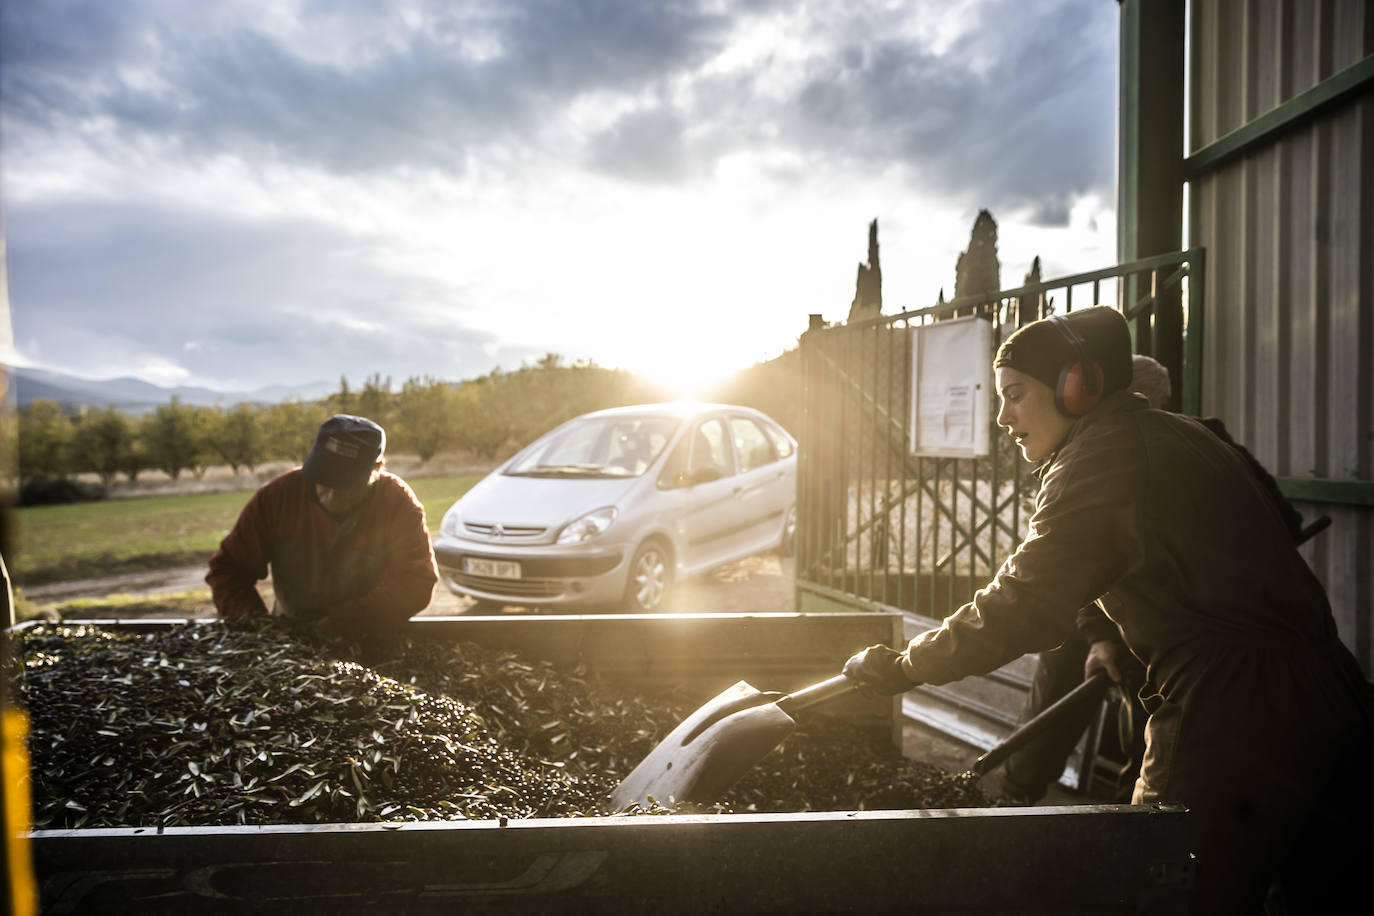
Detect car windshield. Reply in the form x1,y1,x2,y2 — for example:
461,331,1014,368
505,415,680,478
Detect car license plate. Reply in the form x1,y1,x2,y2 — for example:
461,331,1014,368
464,557,521,579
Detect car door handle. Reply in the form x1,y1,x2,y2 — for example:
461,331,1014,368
733,485,744,494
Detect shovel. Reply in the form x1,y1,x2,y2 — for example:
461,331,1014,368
609,668,1110,810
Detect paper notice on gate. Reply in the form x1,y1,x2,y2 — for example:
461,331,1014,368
910,317,992,457
944,383,974,441
918,385,946,436
918,382,973,450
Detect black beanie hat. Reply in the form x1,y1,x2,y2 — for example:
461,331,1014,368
994,306,1133,397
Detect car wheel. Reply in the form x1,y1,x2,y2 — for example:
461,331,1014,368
623,541,672,612
778,505,797,557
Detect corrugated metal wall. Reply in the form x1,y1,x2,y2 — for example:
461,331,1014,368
1188,0,1373,671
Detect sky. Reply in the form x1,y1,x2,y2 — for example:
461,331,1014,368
1,0,1120,399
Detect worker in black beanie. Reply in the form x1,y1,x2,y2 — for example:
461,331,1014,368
993,304,1134,409
843,306,1373,913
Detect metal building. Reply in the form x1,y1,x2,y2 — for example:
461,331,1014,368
1120,0,1372,668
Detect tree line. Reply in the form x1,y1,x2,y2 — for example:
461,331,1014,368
13,356,669,492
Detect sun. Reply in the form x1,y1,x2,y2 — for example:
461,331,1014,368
623,349,737,401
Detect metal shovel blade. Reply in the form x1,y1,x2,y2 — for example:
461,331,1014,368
609,680,797,810
609,674,857,810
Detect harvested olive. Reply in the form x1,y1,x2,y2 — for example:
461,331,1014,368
15,619,990,829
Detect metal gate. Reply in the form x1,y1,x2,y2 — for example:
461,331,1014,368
795,249,1205,771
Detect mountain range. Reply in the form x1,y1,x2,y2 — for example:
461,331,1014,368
6,366,336,413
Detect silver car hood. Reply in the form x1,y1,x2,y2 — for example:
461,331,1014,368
456,472,641,530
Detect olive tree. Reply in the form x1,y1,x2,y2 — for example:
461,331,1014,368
263,399,330,465
18,400,74,483
396,376,453,463
453,375,515,459
71,406,136,486
122,416,151,483
189,406,224,478
142,397,205,480
355,374,392,428
214,402,268,474
328,375,354,416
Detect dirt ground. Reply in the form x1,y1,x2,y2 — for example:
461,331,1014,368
23,553,798,617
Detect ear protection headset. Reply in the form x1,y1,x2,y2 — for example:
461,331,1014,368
1047,314,1104,417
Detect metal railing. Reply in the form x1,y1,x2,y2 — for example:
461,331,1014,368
796,248,1205,619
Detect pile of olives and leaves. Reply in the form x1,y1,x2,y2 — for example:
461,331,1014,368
15,619,991,830
376,637,992,814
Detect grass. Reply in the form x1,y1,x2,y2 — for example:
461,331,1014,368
408,475,485,532
9,474,484,586
15,589,217,623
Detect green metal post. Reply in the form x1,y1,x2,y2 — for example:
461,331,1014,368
1118,0,1187,408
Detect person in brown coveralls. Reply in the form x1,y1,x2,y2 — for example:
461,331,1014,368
1000,354,1312,807
843,306,1372,914
207,415,438,649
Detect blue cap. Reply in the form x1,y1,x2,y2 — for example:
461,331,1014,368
302,415,385,489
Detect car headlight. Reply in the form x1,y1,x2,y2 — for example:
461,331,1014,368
557,507,617,545
440,504,464,538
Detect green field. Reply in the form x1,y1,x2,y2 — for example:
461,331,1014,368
9,475,483,585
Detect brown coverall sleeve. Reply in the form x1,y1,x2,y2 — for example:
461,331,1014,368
326,486,438,636
903,426,1142,685
1076,602,1121,645
205,487,273,621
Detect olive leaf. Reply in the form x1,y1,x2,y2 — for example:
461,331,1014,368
17,619,990,830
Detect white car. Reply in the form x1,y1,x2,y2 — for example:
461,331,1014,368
433,402,797,612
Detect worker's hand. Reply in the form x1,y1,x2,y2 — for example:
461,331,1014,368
1084,639,1123,685
842,645,916,696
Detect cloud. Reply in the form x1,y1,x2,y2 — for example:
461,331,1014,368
587,106,693,183
772,0,1117,210
1023,195,1073,228
1,0,1122,394
4,0,1112,209
4,197,527,388
2,0,734,176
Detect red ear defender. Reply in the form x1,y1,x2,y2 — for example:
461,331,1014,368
1057,360,1105,416
1049,315,1104,417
